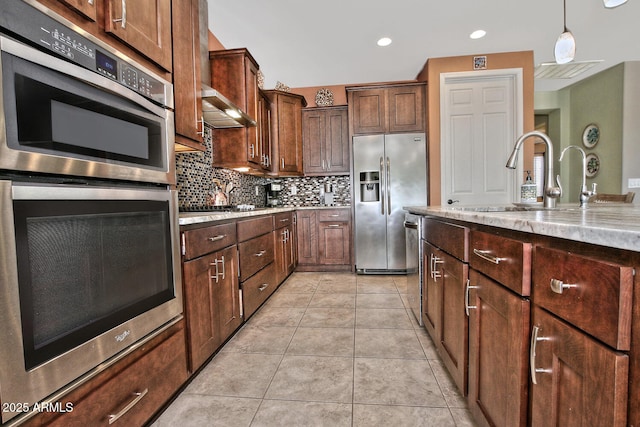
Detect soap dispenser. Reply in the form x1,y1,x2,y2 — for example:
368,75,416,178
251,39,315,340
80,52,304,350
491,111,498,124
520,171,537,203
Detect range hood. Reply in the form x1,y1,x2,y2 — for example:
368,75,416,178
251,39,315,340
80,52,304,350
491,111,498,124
202,85,256,128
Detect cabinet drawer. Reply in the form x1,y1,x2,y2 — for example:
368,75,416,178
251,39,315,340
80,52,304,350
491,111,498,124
318,208,350,222
470,230,531,296
237,215,273,242
238,232,275,281
533,246,633,350
182,222,237,260
274,211,294,229
49,324,187,426
423,218,468,261
242,262,277,318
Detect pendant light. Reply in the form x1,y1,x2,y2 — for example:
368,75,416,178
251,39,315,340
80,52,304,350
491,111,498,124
554,0,576,64
604,0,628,8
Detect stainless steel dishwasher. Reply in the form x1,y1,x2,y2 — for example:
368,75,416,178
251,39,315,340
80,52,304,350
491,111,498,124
404,213,423,325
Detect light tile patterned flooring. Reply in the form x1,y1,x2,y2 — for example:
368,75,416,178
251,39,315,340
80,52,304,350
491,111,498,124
153,272,477,426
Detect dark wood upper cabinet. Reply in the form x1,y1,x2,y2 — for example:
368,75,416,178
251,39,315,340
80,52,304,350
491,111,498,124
57,0,97,21
172,0,204,151
104,0,173,71
302,106,349,176
265,90,306,176
347,82,426,135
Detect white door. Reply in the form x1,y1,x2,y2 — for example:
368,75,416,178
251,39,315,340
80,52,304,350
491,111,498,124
441,70,522,205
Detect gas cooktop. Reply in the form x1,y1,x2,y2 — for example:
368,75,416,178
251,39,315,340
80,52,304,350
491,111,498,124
178,205,258,213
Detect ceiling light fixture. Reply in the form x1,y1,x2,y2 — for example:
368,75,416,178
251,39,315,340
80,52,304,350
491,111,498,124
469,30,486,40
554,0,576,64
377,37,392,47
603,0,628,8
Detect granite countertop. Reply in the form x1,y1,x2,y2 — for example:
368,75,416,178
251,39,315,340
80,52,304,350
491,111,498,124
404,203,640,252
179,205,350,226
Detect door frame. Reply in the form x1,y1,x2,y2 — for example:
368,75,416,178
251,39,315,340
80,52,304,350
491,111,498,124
439,68,524,204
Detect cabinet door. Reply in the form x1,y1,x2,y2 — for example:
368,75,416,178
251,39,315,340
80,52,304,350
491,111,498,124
172,0,204,149
387,85,425,133
351,89,386,134
423,242,441,342
216,246,242,342
245,57,261,167
325,107,349,174
277,94,303,174
58,0,97,21
259,91,272,171
105,0,172,71
302,109,325,174
274,227,288,284
530,306,628,427
183,252,221,371
296,210,318,265
438,248,469,395
318,222,350,265
467,269,530,427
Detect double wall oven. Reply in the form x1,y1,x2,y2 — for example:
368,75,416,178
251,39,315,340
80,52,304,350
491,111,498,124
0,1,181,424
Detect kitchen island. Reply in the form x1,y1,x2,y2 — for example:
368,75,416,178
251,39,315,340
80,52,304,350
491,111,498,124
405,203,640,427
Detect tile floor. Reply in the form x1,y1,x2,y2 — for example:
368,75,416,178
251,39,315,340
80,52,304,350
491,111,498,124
153,272,477,426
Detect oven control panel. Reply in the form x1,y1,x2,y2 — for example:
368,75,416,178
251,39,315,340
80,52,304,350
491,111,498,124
0,0,170,108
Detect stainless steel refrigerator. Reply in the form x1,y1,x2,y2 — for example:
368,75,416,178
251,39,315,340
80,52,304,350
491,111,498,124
353,133,427,273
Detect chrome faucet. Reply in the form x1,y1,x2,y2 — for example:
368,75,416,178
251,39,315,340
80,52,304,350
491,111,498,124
506,131,562,208
559,145,597,208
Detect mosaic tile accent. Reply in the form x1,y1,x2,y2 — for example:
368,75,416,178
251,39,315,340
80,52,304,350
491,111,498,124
176,126,352,209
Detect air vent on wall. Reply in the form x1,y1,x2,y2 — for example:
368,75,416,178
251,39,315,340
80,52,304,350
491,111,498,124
534,60,604,79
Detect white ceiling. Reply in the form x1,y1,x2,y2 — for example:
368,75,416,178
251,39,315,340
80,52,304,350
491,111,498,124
207,0,640,92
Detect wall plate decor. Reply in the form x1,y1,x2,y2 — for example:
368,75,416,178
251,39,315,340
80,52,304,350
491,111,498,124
315,88,334,107
586,152,600,177
582,123,600,148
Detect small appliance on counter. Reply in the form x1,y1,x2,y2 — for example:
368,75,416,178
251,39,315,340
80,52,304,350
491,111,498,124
322,182,335,206
264,182,282,207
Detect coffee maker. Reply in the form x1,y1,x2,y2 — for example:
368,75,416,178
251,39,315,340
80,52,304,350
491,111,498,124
264,182,282,207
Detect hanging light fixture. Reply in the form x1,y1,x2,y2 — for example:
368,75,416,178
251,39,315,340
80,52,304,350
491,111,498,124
554,0,576,64
603,0,628,8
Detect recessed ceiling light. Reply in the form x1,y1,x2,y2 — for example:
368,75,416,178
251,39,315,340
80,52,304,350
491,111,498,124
377,37,392,47
470,30,486,40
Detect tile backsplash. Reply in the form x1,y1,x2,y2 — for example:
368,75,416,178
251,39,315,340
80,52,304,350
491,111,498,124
175,127,351,209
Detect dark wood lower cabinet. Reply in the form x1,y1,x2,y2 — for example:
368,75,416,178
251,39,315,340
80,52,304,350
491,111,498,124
529,306,628,427
422,243,469,395
467,269,530,427
296,208,351,271
22,321,187,427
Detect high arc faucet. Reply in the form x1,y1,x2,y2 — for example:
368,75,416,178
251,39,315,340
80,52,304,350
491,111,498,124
506,131,562,208
558,145,597,208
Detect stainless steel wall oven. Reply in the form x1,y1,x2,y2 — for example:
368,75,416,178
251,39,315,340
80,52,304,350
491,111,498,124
0,1,181,424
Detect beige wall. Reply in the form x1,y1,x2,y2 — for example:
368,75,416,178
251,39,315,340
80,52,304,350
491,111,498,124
415,51,535,205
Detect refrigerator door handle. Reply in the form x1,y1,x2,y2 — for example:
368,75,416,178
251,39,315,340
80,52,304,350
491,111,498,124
386,156,391,214
379,156,385,215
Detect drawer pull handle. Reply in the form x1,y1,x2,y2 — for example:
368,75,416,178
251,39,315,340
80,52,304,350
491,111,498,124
529,326,551,385
465,279,479,316
328,224,341,227
108,388,148,424
430,254,444,281
550,278,577,294
473,249,507,265
207,235,226,242
209,256,225,283
330,214,340,217
258,283,269,292
280,218,289,222
255,250,266,257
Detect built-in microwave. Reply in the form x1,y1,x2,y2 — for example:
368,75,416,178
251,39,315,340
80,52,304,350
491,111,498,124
0,0,174,185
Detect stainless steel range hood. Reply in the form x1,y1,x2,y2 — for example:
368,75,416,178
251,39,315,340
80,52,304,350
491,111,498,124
202,85,256,128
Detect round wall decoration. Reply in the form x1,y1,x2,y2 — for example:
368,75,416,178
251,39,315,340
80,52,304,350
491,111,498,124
582,123,600,148
586,152,600,177
315,88,334,107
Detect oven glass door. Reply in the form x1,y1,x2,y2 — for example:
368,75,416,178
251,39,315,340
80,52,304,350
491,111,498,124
13,198,175,370
0,36,173,184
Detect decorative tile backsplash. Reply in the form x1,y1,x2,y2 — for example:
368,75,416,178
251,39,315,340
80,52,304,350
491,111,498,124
175,127,351,208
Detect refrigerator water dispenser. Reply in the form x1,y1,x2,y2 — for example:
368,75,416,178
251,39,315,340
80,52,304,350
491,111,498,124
360,171,380,202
